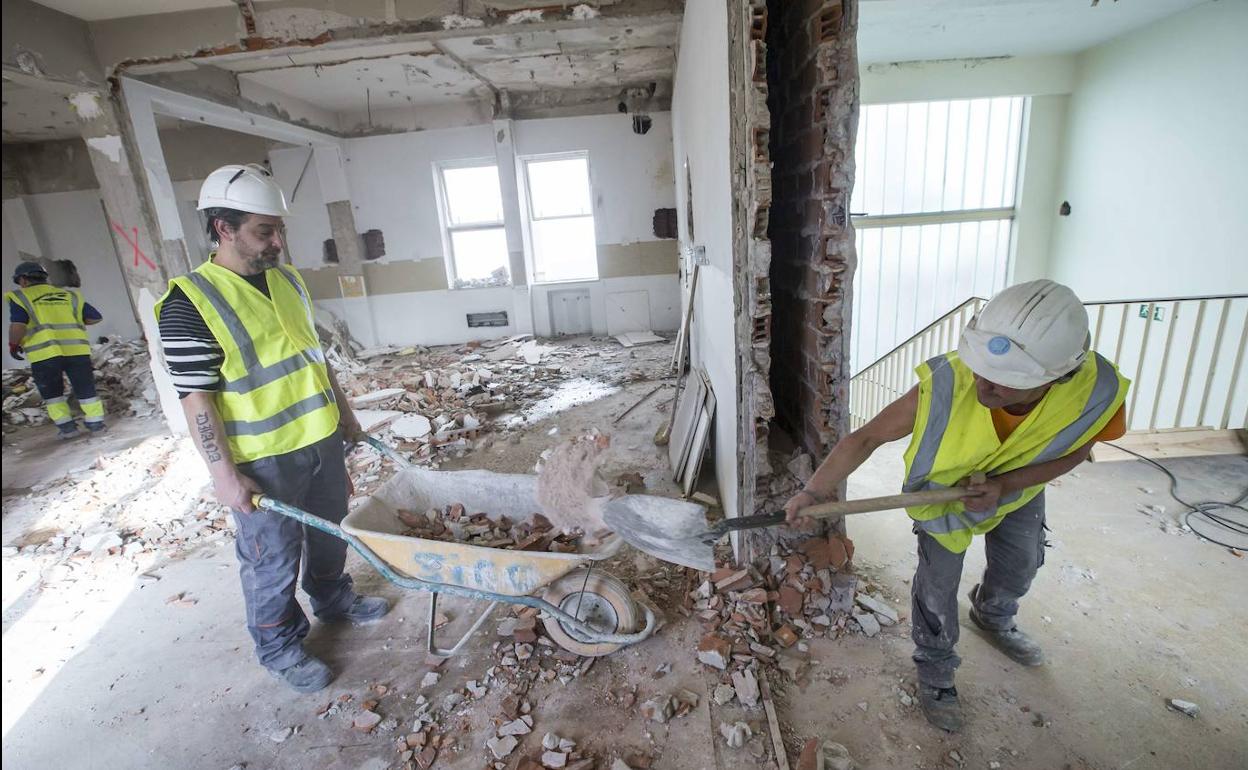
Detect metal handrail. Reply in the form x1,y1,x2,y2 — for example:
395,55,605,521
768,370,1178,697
851,294,1248,432
1083,293,1248,306
853,296,987,375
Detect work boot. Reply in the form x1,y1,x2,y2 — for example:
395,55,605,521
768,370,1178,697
968,585,1044,666
270,653,333,694
85,420,108,434
327,594,390,625
919,684,964,732
56,421,82,440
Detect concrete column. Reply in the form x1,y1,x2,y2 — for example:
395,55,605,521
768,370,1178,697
69,89,189,433
492,118,534,334
1,197,46,259
316,146,379,347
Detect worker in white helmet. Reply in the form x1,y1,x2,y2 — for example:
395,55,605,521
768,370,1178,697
784,280,1129,732
154,164,389,694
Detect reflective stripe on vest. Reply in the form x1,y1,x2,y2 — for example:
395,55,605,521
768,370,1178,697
902,351,1129,552
6,285,90,362
157,261,338,462
183,272,327,396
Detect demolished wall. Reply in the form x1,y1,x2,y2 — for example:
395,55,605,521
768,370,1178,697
765,0,858,459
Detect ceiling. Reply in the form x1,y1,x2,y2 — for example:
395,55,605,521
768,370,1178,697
858,0,1209,63
2,81,81,141
222,20,679,115
33,0,233,21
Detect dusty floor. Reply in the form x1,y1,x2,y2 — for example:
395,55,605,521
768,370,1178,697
3,335,1246,769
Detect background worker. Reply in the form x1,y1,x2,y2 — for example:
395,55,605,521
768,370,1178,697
6,261,107,439
155,164,388,694
784,280,1129,732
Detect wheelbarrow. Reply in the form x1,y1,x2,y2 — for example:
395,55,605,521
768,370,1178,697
254,436,657,658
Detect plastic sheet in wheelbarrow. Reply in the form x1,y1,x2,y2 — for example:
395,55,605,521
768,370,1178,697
341,466,624,597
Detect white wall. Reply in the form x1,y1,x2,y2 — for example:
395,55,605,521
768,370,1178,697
1047,0,1248,301
292,114,680,348
512,113,676,247
268,148,333,269
2,192,142,357
860,54,1076,106
671,0,738,520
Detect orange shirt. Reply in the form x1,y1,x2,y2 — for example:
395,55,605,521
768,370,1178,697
991,404,1126,444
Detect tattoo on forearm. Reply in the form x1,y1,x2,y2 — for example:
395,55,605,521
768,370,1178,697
195,411,223,463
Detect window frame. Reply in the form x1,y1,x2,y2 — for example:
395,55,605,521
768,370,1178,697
519,150,600,285
433,157,510,290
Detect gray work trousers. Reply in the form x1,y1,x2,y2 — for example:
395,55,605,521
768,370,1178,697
233,430,357,671
911,491,1047,688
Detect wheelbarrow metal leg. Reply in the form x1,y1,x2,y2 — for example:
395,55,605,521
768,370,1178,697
427,591,500,658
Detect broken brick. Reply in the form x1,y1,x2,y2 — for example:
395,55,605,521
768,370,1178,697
774,624,799,648
696,633,732,670
778,586,804,616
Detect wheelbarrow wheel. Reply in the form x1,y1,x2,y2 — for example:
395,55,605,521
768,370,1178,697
540,568,637,657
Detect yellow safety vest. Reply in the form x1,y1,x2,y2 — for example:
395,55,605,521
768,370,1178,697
155,260,339,463
4,284,91,362
902,351,1129,553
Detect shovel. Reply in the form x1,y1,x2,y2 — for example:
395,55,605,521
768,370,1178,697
603,483,978,571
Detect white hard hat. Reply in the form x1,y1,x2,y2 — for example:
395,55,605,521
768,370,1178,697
197,164,290,217
958,280,1090,389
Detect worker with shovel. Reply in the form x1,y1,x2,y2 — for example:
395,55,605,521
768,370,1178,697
155,164,389,694
784,280,1129,732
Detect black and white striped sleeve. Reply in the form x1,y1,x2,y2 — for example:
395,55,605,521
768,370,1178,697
157,287,224,398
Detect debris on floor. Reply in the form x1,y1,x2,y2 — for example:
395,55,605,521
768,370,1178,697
1166,698,1200,718
2,338,159,426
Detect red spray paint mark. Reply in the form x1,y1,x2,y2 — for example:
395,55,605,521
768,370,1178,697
111,222,157,270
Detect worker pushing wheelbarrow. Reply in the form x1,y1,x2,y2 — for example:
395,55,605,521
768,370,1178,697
257,437,659,661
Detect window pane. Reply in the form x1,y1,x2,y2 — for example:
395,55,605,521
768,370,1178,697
532,216,598,283
850,220,1011,372
527,158,592,218
442,165,503,226
450,227,509,284
853,96,1025,216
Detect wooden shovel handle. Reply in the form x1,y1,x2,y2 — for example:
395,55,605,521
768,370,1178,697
796,473,985,519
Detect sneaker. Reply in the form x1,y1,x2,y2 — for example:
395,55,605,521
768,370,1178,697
919,684,964,732
56,422,82,440
967,585,1045,666
85,421,108,434
269,653,333,693
327,595,391,625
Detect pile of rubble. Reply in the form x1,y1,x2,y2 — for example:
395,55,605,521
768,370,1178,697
2,338,159,427
396,506,586,554
689,531,902,699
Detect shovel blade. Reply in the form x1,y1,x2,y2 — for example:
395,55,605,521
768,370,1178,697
602,495,716,572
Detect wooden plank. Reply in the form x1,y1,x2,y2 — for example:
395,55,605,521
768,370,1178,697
1091,428,1248,462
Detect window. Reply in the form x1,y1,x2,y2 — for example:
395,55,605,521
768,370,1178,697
850,96,1026,372
436,161,510,288
523,153,599,283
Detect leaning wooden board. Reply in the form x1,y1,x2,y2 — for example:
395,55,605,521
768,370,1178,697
668,369,707,483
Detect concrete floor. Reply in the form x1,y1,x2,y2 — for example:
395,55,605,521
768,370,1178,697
4,353,1246,769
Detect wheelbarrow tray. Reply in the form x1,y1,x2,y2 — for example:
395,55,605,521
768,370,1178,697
342,466,623,598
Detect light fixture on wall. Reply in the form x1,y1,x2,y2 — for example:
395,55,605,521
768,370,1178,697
618,82,658,135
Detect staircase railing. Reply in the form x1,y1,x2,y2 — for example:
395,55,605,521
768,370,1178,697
849,294,1248,433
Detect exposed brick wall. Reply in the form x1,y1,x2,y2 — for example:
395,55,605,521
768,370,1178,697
728,0,777,536
765,0,858,459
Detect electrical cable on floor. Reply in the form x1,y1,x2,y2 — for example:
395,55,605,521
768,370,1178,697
1103,441,1248,551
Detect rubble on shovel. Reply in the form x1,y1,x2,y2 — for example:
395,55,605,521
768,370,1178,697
396,506,586,554
3,338,159,426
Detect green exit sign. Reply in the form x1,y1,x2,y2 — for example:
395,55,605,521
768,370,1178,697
1138,304,1165,321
